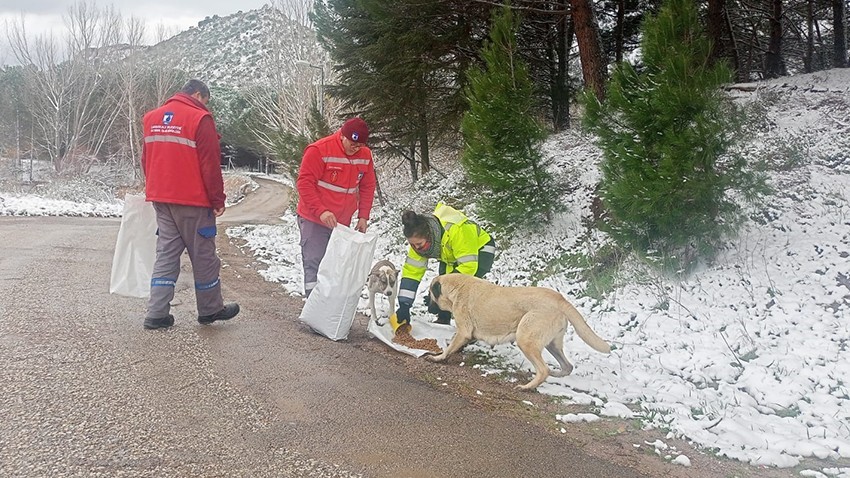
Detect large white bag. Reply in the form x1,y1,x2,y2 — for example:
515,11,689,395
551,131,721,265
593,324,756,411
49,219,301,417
109,194,157,298
300,224,377,340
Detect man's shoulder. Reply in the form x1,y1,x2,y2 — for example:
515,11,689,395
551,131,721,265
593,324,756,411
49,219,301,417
302,143,322,159
310,133,337,148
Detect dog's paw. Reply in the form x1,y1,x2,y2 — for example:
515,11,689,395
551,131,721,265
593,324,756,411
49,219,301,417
375,318,386,327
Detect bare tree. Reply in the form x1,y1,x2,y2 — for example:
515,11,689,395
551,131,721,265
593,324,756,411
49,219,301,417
6,1,126,174
276,0,315,28
150,23,182,105
112,16,147,179
68,3,125,166
243,0,334,171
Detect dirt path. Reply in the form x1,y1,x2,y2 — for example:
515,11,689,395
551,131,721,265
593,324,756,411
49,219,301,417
219,176,291,225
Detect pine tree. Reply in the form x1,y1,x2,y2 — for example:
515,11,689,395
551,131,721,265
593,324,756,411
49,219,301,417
582,0,765,269
461,5,556,230
312,0,488,177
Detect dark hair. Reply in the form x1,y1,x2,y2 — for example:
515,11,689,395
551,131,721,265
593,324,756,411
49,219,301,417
180,79,210,99
401,210,430,239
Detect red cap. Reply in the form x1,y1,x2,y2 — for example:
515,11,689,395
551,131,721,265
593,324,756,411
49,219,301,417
341,117,369,144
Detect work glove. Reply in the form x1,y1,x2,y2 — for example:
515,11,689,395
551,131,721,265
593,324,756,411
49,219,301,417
390,304,411,331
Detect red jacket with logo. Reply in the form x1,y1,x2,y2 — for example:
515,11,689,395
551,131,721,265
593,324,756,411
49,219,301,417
141,93,226,209
296,130,376,227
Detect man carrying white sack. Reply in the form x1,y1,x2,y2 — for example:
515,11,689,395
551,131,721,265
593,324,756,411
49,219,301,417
140,79,240,330
295,117,377,298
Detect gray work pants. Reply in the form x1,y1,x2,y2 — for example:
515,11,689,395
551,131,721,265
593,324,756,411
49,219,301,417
297,215,332,297
146,202,224,319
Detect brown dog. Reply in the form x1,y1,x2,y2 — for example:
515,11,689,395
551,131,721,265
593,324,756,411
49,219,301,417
426,274,610,390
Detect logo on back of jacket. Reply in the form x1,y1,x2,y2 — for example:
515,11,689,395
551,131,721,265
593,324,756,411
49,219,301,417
150,111,182,134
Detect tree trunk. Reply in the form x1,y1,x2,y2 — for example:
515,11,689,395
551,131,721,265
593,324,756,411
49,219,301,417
707,0,739,73
552,1,572,131
614,0,625,63
833,0,847,68
419,127,431,175
805,0,814,72
409,142,418,182
764,0,785,78
570,0,607,100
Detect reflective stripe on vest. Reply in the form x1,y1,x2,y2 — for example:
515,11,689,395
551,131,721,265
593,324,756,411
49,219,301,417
144,135,197,148
323,156,371,166
317,180,358,194
405,256,427,268
456,254,477,264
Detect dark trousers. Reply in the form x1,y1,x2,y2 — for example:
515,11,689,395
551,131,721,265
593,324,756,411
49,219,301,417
298,216,332,297
146,202,224,319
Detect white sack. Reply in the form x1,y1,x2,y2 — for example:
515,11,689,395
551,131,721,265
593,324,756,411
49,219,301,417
300,224,377,340
109,194,157,298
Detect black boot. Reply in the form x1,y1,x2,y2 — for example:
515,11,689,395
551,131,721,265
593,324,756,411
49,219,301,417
144,314,174,330
198,303,240,324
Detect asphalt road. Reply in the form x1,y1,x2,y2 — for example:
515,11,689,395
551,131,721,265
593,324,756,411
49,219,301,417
0,189,798,477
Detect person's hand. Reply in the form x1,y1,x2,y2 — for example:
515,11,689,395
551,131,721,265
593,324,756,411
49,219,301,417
395,304,411,324
355,218,368,233
213,207,225,217
319,211,337,229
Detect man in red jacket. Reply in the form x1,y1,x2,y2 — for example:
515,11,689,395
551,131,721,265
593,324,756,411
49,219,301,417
296,117,377,297
140,79,240,329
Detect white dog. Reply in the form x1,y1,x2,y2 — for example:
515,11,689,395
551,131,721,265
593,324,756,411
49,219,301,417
366,260,398,326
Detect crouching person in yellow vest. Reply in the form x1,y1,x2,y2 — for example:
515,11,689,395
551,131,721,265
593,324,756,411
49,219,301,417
392,202,496,329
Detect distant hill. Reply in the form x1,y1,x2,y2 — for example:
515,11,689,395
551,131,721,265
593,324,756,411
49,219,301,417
139,6,324,90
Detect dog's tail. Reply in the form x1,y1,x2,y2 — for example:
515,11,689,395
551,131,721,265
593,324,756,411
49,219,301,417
563,302,611,353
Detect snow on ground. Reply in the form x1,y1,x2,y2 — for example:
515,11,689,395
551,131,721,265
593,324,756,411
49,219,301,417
2,70,849,476
0,194,122,217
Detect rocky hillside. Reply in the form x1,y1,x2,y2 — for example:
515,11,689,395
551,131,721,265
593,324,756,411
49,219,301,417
139,5,325,89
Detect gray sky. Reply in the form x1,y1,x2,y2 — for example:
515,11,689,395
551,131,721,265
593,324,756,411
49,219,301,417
1,1,268,60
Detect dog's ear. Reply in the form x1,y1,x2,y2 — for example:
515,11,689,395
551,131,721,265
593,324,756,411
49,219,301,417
431,280,442,300
428,279,445,314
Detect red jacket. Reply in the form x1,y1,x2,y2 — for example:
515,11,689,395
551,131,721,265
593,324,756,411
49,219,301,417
141,93,225,209
296,131,376,227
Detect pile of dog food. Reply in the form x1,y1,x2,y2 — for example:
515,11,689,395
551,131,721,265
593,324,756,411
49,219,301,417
392,324,442,354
